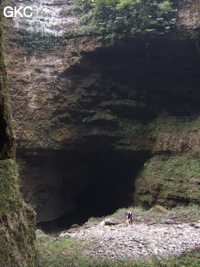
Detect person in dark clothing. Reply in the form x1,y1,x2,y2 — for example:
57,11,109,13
125,209,133,225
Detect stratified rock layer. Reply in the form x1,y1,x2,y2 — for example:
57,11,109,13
3,0,200,223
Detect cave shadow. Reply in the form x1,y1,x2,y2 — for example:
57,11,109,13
37,150,151,232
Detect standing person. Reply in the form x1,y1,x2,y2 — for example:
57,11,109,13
125,209,133,225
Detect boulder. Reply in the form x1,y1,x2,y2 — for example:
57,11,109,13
154,205,168,214
104,218,120,225
59,231,72,238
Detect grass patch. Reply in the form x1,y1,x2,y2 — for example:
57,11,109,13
37,235,200,267
87,204,200,224
37,237,90,267
109,204,200,222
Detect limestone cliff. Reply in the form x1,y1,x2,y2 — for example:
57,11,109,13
0,5,37,266
3,0,200,224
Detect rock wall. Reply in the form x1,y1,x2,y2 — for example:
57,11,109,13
3,0,200,223
135,114,200,207
0,9,37,266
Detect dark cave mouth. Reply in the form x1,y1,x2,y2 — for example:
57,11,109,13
20,149,151,231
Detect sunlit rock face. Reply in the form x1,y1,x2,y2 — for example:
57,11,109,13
13,0,79,36
3,0,200,224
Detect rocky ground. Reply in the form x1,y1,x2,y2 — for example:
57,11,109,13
59,218,200,260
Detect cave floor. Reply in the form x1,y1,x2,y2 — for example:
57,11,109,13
65,221,200,260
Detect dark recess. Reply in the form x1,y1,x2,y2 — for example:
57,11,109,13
83,39,200,116
19,150,150,231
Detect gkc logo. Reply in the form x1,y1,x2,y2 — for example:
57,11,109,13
3,6,33,18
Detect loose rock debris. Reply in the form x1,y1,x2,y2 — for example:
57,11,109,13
59,219,200,260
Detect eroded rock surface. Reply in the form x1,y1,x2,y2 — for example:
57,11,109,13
3,0,200,223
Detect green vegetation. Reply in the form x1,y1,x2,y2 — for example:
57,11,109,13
87,204,200,223
18,1,179,51
43,120,53,131
70,0,178,39
42,118,66,131
0,160,37,266
152,114,200,133
144,155,200,181
141,114,200,154
135,154,200,207
37,205,200,266
110,204,200,222
82,117,91,123
37,236,200,267
41,118,70,144
0,160,20,215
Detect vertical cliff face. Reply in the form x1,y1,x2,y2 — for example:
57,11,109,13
0,8,37,266
3,0,200,225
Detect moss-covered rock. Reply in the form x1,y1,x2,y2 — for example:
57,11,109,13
0,160,37,266
0,17,37,266
134,114,200,208
135,154,200,207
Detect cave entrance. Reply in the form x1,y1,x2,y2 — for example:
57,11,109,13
20,149,150,231
74,150,149,219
